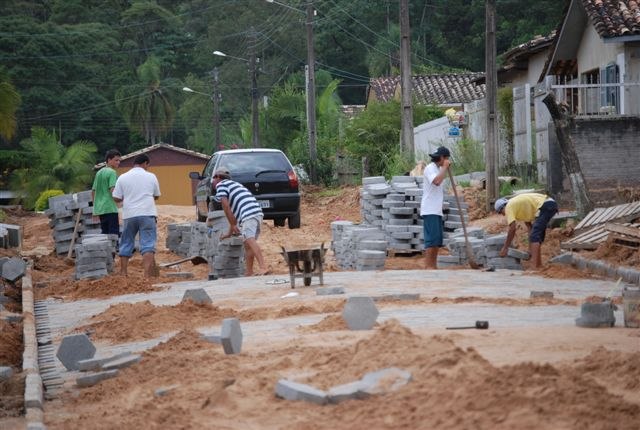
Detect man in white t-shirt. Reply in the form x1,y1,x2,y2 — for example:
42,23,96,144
112,153,161,277
419,146,451,269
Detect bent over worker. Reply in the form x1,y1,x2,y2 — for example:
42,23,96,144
494,193,558,269
212,168,269,276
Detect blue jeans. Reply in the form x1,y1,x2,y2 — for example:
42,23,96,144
119,216,157,257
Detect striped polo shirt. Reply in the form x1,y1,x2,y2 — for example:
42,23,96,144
214,179,263,223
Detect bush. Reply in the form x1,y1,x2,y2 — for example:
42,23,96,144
34,189,65,212
451,138,485,175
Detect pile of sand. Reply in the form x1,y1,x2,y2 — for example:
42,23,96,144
45,321,640,429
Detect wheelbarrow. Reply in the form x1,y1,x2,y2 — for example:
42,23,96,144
280,243,326,288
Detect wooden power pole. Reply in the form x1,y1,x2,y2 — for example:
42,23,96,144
249,27,260,148
399,0,414,159
485,0,499,211
212,67,221,150
306,0,318,184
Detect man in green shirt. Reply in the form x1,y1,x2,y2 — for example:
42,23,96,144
92,149,121,235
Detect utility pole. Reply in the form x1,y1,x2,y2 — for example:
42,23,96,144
306,0,318,184
485,0,499,211
249,27,260,148
399,0,414,159
212,67,222,150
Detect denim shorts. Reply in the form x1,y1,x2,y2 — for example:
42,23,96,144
241,215,262,240
119,216,157,257
422,214,444,249
530,200,558,243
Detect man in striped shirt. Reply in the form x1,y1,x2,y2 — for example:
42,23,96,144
212,168,269,276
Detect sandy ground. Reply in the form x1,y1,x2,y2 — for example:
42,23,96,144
1,185,639,429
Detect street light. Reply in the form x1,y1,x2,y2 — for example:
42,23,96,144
264,0,318,184
182,87,207,96
214,49,260,148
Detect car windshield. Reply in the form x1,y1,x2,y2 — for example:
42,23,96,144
218,152,289,175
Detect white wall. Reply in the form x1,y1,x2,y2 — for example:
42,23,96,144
413,116,455,159
577,25,623,73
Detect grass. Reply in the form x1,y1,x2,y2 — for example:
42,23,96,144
315,188,344,198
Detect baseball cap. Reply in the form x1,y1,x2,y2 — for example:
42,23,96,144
494,197,508,213
430,146,451,158
213,168,231,179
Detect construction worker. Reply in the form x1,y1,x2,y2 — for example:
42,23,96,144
212,168,269,276
494,193,558,269
420,146,451,269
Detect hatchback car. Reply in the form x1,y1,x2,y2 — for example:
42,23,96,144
189,149,301,228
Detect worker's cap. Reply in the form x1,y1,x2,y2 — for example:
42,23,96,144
213,168,231,179
494,197,509,213
430,146,451,158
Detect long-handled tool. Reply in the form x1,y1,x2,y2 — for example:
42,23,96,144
446,320,489,330
447,167,480,269
159,255,207,268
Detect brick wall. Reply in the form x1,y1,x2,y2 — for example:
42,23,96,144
548,116,640,205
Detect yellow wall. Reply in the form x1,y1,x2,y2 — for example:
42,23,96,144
116,164,204,206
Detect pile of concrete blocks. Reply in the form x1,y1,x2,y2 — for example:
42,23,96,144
0,223,22,249
74,234,115,280
360,176,391,227
330,220,354,254
165,223,193,257
45,191,101,256
213,236,245,278
333,224,386,270
484,233,527,270
187,222,209,257
438,230,525,270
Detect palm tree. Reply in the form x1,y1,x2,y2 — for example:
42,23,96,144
0,66,21,141
115,55,177,145
10,127,96,209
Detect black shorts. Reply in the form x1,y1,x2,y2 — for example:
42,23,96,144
99,212,120,236
529,200,558,243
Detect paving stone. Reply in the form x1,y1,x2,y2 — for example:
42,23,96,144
0,366,13,381
220,318,243,355
373,293,420,302
530,291,554,299
202,334,222,344
275,379,328,405
342,297,379,330
166,272,194,279
100,354,141,371
24,374,43,409
576,302,616,328
316,287,346,296
26,422,46,430
360,367,412,395
154,384,180,397
76,370,119,388
56,334,96,370
327,380,370,404
549,253,574,265
181,288,212,305
507,248,530,260
1,257,26,282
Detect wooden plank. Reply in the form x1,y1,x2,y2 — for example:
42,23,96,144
591,206,617,225
616,202,640,219
604,223,640,239
575,208,602,230
566,226,607,243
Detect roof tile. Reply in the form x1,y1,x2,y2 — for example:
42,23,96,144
583,0,640,37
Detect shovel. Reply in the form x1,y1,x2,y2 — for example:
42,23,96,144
159,255,207,268
447,167,480,269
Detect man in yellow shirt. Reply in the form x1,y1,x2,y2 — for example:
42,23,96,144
494,193,558,269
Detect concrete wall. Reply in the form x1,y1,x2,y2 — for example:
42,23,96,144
548,117,640,205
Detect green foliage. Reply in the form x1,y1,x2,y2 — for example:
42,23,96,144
0,210,5,223
457,180,471,188
344,100,443,177
0,66,21,141
450,138,485,175
10,128,97,209
34,189,65,212
500,181,513,197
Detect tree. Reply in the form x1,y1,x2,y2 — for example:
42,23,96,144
0,67,21,141
10,127,97,209
115,55,179,145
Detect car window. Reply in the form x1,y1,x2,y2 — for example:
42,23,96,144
203,154,218,176
218,152,290,175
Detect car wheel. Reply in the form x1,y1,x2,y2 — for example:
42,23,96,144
274,217,286,227
288,211,301,229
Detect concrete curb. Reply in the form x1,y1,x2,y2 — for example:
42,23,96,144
21,262,46,429
552,252,640,285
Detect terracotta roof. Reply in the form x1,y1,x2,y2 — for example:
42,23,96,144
94,143,209,169
503,32,556,65
369,74,485,105
369,76,399,102
583,0,640,38
412,73,486,105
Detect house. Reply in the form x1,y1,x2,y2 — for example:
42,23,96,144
536,0,640,203
95,143,209,206
367,73,486,110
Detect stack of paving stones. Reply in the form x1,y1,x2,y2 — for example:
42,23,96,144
383,176,424,254
438,230,525,270
330,220,354,254
74,234,115,280
45,191,100,256
0,223,21,249
213,236,245,278
333,224,386,270
187,222,209,257
165,223,191,256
